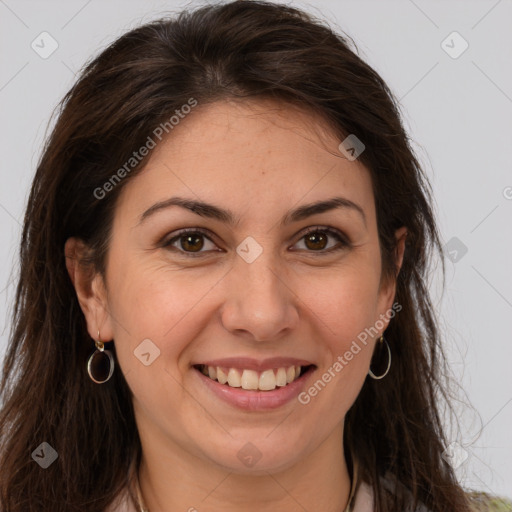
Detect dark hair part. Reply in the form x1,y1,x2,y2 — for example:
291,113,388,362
0,1,475,510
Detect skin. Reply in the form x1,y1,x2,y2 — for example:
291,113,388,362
66,98,406,512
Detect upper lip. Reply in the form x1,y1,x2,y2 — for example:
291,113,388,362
192,357,315,372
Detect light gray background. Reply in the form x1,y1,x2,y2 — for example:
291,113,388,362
1,0,511,499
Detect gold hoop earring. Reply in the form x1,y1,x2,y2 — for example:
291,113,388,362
87,330,114,384
368,334,391,380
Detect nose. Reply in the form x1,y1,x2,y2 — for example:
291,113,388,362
219,250,299,342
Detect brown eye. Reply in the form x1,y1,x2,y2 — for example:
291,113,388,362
162,226,350,257
304,231,328,250
293,227,350,253
162,228,218,256
179,233,204,252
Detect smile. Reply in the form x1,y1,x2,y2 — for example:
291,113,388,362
194,364,314,392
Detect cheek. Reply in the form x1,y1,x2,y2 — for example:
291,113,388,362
107,261,221,364
297,258,381,395
299,277,378,413
304,260,382,334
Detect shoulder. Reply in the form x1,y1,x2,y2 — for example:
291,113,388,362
352,472,512,512
351,473,433,512
103,486,139,512
466,491,512,511
103,458,140,512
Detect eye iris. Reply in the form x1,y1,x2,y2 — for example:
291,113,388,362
181,234,204,252
171,229,339,254
305,231,327,250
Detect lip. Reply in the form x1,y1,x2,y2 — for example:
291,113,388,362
191,357,314,372
192,364,316,411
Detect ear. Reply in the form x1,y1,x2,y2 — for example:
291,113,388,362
64,237,115,343
392,226,407,277
376,226,407,327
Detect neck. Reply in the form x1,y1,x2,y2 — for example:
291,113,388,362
134,426,352,512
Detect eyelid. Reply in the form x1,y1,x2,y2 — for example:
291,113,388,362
161,225,351,256
161,227,219,257
296,225,350,243
291,225,351,253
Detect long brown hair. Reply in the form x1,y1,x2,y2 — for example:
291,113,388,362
0,1,476,510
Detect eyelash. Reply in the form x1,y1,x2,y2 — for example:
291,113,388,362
161,226,351,257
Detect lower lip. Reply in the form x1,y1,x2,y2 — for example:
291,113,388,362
193,367,315,411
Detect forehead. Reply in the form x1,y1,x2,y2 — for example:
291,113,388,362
116,99,375,228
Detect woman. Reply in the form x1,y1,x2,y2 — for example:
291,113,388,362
0,1,509,511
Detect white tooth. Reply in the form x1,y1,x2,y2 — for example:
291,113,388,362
259,369,277,391
241,369,259,390
286,365,295,384
276,367,287,387
295,365,301,379
201,365,209,376
217,367,228,384
208,366,217,380
227,368,242,387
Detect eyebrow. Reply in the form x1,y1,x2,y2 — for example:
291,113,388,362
138,195,366,228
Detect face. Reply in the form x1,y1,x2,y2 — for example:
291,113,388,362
67,99,405,476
